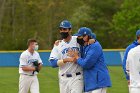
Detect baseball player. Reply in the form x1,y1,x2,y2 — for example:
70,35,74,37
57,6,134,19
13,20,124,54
123,29,140,86
68,27,111,93
49,20,83,93
126,45,140,93
19,39,43,93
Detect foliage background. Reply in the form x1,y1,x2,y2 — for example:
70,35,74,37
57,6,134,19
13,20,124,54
0,0,140,50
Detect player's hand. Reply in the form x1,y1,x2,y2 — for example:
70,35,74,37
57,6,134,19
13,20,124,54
54,40,62,46
67,49,79,59
128,80,130,85
67,49,74,57
34,66,39,72
89,39,95,44
69,57,77,63
63,57,77,63
38,63,42,71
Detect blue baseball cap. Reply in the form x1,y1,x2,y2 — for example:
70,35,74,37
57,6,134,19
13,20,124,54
75,27,92,37
91,33,96,39
136,29,140,36
59,20,72,28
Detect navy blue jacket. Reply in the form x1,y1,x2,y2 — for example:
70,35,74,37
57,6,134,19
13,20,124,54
122,40,139,80
77,41,111,92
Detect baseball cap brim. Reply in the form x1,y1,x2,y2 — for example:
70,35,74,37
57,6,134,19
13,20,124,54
59,26,71,28
73,33,82,36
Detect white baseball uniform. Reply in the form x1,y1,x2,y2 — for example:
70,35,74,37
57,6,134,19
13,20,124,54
126,45,140,93
19,50,42,93
49,36,83,93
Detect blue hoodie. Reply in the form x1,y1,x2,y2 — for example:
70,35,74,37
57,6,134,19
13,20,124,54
77,41,111,92
122,40,139,80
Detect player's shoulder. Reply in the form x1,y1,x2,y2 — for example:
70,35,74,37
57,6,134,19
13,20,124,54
93,40,100,45
126,45,133,51
34,51,40,55
60,36,77,43
69,36,77,43
72,36,77,38
71,36,77,40
51,44,60,52
88,41,102,54
128,46,140,55
54,36,77,47
20,50,28,58
131,45,140,52
21,50,28,55
126,41,138,50
54,42,63,48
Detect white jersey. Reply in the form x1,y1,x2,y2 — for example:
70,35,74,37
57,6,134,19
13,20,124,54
19,50,42,75
126,45,140,88
49,36,82,75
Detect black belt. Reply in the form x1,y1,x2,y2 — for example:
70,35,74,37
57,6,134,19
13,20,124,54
61,72,81,77
21,74,34,76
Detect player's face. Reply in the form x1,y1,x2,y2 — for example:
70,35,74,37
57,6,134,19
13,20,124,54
77,36,85,46
83,35,89,42
59,28,71,33
59,28,71,39
30,42,38,50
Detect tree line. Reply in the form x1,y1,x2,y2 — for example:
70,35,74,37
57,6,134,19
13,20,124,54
0,0,140,50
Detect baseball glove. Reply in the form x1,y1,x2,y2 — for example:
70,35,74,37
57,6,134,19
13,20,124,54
35,66,39,72
32,60,40,73
33,60,39,67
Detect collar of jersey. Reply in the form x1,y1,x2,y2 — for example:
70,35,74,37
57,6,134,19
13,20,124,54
62,36,72,44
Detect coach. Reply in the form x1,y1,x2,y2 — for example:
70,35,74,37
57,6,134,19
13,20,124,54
69,27,111,93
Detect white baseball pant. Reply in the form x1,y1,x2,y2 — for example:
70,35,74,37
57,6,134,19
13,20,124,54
19,74,39,93
128,85,130,93
129,87,140,93
59,73,83,93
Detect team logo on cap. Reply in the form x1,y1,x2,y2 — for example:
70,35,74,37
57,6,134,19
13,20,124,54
84,31,86,34
61,22,64,26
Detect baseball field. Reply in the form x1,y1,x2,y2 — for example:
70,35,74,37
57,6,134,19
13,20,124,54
0,66,128,93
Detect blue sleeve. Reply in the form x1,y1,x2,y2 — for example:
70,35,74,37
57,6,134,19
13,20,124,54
122,46,133,80
49,59,58,68
77,45,101,69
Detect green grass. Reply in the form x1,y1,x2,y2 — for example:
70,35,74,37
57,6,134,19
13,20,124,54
0,66,128,93
108,66,129,93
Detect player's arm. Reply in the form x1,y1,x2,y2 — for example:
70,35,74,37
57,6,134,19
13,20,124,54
21,66,36,71
49,45,63,68
54,40,62,46
19,54,36,71
76,45,101,69
122,46,131,80
67,45,100,69
57,58,76,66
126,51,133,85
20,53,39,72
126,56,130,76
50,58,74,67
50,46,76,67
89,39,96,44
